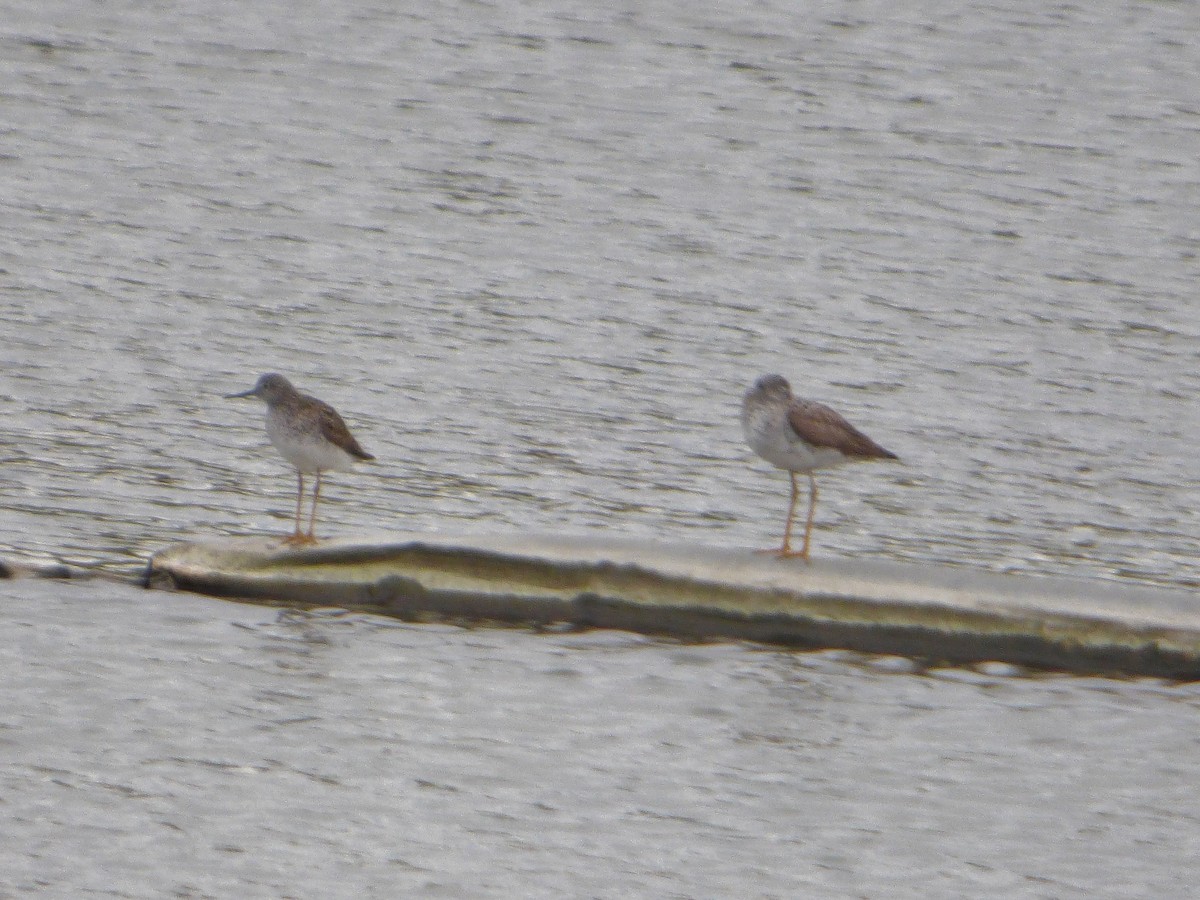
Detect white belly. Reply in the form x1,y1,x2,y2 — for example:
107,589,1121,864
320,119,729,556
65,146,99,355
266,409,358,474
741,403,847,474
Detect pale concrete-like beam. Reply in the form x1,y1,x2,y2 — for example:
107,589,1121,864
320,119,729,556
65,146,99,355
149,533,1200,679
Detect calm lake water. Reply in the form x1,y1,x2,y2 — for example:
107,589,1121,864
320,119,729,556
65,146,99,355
1,0,1197,896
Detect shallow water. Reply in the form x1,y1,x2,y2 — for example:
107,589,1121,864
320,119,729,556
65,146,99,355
7,577,1200,898
0,0,1196,585
1,0,1198,894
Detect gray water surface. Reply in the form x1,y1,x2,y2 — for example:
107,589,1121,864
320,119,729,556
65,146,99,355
1,0,1198,895
0,0,1195,584
6,577,1200,898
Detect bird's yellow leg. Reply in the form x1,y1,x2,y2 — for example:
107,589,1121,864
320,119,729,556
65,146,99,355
776,472,814,560
303,471,323,543
282,473,309,545
756,471,802,556
788,473,818,562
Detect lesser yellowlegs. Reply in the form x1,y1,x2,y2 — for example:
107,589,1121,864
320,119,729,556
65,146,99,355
741,374,897,561
225,373,374,544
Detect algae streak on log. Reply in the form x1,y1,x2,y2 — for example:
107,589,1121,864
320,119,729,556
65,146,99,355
149,533,1200,680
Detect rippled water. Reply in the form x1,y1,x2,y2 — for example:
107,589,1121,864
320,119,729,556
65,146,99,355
2,0,1198,895
8,578,1200,898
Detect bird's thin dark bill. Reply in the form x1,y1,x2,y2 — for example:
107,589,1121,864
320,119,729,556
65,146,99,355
224,388,257,399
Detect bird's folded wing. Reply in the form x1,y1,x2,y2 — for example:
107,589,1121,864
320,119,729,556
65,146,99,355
788,401,896,459
317,404,375,461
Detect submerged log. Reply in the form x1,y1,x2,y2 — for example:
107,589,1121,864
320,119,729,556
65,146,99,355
149,533,1200,679
0,556,92,580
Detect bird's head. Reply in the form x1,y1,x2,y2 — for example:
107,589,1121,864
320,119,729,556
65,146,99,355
224,373,296,404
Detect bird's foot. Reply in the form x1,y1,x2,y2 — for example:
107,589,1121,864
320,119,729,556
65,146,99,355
777,550,811,562
753,546,810,562
282,532,317,547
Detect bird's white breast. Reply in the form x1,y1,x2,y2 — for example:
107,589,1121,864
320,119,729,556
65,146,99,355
266,407,358,474
741,401,847,474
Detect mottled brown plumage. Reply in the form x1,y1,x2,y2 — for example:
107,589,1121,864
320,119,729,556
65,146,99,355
299,394,374,463
741,374,897,560
787,400,898,461
226,373,373,544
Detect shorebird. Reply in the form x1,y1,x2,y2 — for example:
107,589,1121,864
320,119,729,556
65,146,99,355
225,373,374,544
741,374,897,561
